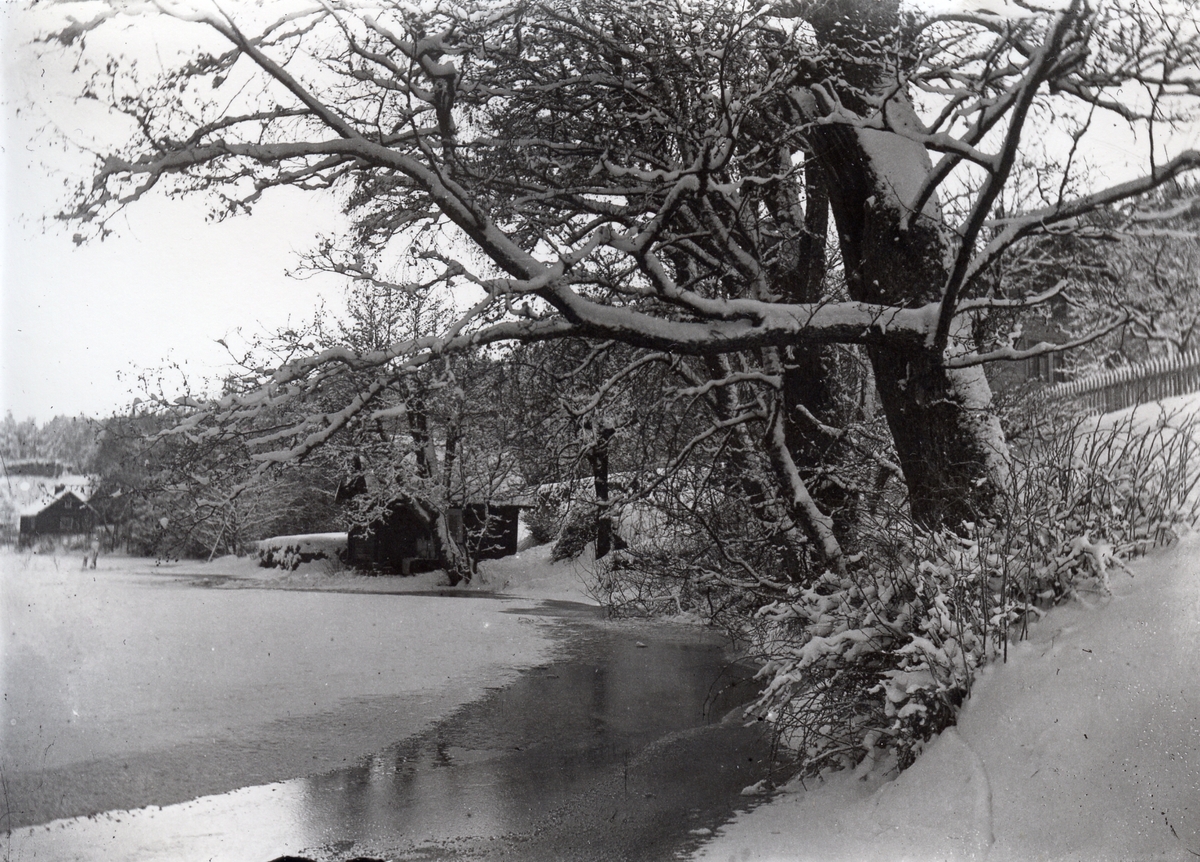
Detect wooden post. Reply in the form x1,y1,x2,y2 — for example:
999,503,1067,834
588,421,616,559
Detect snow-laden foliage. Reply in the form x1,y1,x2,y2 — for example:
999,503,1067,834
257,532,348,571
45,0,1200,562
594,400,1200,777
746,401,1200,777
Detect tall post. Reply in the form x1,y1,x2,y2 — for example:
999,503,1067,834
588,420,617,559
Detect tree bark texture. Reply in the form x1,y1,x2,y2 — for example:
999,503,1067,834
807,121,1010,528
769,157,857,533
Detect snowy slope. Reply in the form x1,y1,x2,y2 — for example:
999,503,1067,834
691,530,1200,862
472,541,599,603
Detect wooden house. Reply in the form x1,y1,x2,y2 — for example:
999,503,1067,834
345,501,439,574
18,490,96,547
344,500,523,575
334,458,529,575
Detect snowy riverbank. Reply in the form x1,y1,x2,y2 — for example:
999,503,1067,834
6,412,1198,860
94,540,601,603
689,530,1200,862
3,544,770,862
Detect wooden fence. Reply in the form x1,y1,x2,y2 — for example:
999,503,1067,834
1045,349,1200,414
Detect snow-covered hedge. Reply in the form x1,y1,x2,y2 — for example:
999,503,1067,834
257,532,347,571
744,399,1200,777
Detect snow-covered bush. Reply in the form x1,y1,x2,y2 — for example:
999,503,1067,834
592,547,705,617
550,506,596,561
745,401,1200,778
748,523,999,774
257,532,347,571
585,451,843,622
524,504,559,547
586,464,796,620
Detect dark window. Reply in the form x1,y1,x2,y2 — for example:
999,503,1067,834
1026,351,1064,384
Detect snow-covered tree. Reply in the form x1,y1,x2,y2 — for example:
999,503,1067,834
44,0,1200,574
1080,182,1200,365
0,412,97,468
250,280,550,575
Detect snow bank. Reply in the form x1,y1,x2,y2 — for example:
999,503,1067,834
256,532,347,570
110,540,593,600
1087,388,1200,436
690,532,1200,862
472,542,599,604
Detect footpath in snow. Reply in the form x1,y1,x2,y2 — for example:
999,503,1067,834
692,531,1200,862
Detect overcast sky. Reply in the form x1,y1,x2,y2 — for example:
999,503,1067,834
1,3,347,424
1,1,1192,424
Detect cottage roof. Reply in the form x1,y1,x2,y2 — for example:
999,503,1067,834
2,473,95,522
17,488,91,518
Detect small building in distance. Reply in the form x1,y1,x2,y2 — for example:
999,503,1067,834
344,500,439,575
343,499,525,575
18,489,96,548
335,461,529,575
1,460,97,548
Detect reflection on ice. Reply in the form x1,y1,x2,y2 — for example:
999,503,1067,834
7,624,766,862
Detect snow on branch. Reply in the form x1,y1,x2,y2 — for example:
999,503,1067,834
564,352,676,418
967,150,1200,284
946,314,1130,369
934,2,1087,348
956,279,1066,312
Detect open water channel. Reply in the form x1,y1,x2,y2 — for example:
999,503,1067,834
2,559,784,861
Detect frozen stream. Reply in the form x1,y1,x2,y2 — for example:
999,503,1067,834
1,553,776,861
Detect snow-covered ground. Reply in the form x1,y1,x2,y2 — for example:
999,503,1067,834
6,393,1198,859
202,539,599,602
473,543,603,602
691,511,1200,861
1090,388,1200,432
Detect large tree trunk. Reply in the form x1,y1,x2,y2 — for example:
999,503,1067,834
796,114,1012,525
805,113,1010,529
785,0,1009,529
431,508,471,585
406,388,472,581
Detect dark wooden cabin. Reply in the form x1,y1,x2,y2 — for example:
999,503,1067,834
345,502,522,575
335,455,526,575
346,502,439,575
18,491,95,547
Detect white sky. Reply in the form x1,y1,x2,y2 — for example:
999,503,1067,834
1,3,347,423
0,1,1193,423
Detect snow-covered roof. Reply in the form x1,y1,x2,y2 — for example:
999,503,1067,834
16,488,90,518
2,472,95,522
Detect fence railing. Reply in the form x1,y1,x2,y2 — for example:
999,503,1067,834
1045,348,1200,414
